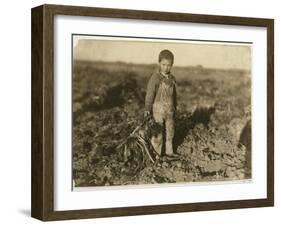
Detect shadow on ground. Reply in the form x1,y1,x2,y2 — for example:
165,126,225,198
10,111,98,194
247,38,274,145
174,106,216,151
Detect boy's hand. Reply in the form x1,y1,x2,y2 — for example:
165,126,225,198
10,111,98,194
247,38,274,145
144,111,151,118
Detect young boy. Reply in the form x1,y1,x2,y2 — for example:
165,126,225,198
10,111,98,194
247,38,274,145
144,49,177,157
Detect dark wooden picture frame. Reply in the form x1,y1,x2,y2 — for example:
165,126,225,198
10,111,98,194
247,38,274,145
31,4,274,221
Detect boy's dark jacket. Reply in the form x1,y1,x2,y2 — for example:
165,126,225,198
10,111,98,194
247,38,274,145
145,69,177,112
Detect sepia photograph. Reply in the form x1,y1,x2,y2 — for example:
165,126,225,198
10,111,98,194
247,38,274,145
72,35,252,189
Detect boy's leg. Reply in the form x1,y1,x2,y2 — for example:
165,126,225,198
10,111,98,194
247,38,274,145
165,114,175,155
151,110,164,156
151,133,163,156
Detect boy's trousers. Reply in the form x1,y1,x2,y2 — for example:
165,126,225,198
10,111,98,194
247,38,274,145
151,102,175,155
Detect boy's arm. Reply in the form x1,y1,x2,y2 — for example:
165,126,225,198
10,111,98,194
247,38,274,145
145,74,157,112
173,82,177,111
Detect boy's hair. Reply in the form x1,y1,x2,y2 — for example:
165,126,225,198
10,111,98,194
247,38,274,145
158,49,174,65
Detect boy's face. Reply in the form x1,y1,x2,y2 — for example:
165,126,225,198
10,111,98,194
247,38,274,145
159,58,173,75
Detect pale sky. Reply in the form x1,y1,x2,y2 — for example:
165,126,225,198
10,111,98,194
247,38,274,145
73,36,251,70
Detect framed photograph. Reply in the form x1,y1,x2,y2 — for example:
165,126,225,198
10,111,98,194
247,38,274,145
31,4,274,221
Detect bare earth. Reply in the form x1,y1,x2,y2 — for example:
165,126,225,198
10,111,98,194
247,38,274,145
72,61,251,187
